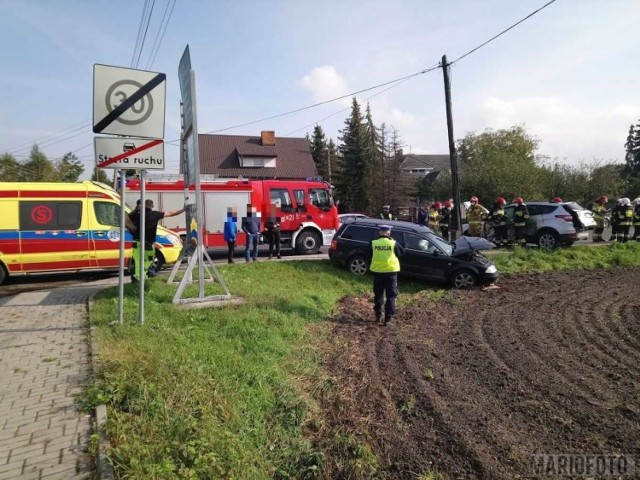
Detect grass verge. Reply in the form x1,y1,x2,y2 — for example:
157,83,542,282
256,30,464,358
492,242,640,275
84,243,640,478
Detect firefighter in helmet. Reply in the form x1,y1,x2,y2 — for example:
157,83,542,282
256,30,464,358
440,200,453,241
488,197,508,248
428,202,442,236
616,197,633,242
379,205,393,221
611,198,623,242
466,196,488,237
551,197,563,203
513,197,529,246
632,198,640,241
591,195,608,242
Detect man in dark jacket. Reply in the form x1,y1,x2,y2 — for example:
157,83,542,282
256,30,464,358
242,204,261,262
266,206,281,259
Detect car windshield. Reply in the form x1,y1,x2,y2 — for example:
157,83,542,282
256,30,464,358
430,234,454,256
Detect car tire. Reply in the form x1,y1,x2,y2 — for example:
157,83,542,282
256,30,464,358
295,231,322,255
536,230,560,249
347,255,369,276
153,250,165,272
603,218,610,230
449,269,477,289
0,262,8,285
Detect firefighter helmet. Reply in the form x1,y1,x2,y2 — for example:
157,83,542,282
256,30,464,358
598,195,608,204
434,201,442,209
444,200,452,208
551,197,562,203
634,198,640,205
470,196,478,204
515,197,524,205
621,197,631,206
496,197,506,205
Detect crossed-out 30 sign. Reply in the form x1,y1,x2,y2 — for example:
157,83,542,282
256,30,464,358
93,64,166,139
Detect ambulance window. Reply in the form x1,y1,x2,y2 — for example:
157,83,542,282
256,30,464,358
94,202,120,227
19,201,82,230
270,189,293,212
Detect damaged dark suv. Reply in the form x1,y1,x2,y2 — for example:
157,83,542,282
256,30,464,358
328,218,498,288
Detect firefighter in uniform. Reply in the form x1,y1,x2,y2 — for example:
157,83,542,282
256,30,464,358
591,195,608,242
440,200,452,241
428,202,442,236
379,205,393,221
611,199,623,242
488,197,508,248
551,197,563,203
513,197,529,246
632,198,640,241
369,225,404,326
617,197,633,242
466,196,488,237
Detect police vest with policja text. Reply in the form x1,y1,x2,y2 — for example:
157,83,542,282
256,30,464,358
370,237,400,273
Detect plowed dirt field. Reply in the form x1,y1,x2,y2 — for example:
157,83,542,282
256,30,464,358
317,267,640,479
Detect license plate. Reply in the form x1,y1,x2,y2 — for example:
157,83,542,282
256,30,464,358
577,232,589,240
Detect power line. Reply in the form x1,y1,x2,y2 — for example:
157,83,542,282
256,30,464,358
131,0,150,68
3,120,91,154
135,0,156,68
449,0,557,65
145,0,177,70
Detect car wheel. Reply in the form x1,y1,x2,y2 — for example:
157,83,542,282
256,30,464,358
0,262,8,285
536,230,559,249
347,255,369,276
603,218,610,229
450,269,477,289
153,250,165,271
295,231,321,255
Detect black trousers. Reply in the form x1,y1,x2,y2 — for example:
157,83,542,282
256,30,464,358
268,229,281,256
373,273,398,317
514,224,526,245
227,241,235,261
494,225,508,246
440,225,449,241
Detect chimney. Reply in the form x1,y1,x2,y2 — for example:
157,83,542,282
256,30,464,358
261,130,275,146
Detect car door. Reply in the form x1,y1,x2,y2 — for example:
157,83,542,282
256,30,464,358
402,232,450,281
90,200,125,268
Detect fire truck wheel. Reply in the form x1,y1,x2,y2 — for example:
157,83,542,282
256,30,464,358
295,231,322,255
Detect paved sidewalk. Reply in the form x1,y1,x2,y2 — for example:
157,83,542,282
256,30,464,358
0,281,111,479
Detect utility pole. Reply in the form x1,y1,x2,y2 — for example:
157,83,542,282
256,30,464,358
442,55,463,239
326,148,332,184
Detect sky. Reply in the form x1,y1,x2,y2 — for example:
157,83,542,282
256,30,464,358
1,0,639,179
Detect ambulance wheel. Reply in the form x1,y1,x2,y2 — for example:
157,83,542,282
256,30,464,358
153,250,165,272
0,262,7,285
295,231,321,255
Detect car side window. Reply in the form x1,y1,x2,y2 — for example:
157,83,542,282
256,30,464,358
526,205,539,216
341,225,374,243
94,201,120,227
504,206,515,219
389,231,405,247
405,233,436,253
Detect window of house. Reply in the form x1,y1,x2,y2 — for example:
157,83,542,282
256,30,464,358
19,201,82,230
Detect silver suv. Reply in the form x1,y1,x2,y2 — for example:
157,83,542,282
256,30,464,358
486,202,591,248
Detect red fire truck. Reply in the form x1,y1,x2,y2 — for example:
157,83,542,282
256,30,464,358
126,176,339,254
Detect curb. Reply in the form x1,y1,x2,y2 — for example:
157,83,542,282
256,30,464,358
86,289,115,480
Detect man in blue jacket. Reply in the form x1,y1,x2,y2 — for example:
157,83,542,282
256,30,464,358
224,207,238,263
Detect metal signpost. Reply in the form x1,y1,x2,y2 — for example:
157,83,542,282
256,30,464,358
168,45,230,304
93,64,166,324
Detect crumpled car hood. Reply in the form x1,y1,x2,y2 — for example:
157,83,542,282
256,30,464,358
453,236,496,256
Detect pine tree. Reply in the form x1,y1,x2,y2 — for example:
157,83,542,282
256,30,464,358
20,145,56,181
54,152,85,182
625,122,640,175
0,153,20,181
384,126,411,209
362,103,384,214
308,125,328,179
326,138,337,185
337,98,366,212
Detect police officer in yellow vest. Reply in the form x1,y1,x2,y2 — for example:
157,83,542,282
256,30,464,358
369,224,404,325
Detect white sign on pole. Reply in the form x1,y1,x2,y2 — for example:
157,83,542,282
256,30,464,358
93,64,166,139
94,137,165,170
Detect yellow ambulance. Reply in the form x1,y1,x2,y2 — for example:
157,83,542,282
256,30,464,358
0,181,182,285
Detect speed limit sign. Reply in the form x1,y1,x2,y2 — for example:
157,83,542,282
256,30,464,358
93,64,166,139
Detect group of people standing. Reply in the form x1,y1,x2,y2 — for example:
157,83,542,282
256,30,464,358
223,204,282,264
598,196,640,243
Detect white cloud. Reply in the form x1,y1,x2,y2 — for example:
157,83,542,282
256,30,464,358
463,96,636,162
298,66,349,104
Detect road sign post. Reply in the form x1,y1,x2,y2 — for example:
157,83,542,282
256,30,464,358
93,63,167,324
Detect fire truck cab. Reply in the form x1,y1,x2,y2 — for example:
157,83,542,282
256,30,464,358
126,176,339,255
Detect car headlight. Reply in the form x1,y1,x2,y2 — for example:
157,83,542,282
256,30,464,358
167,234,182,246
485,265,497,274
